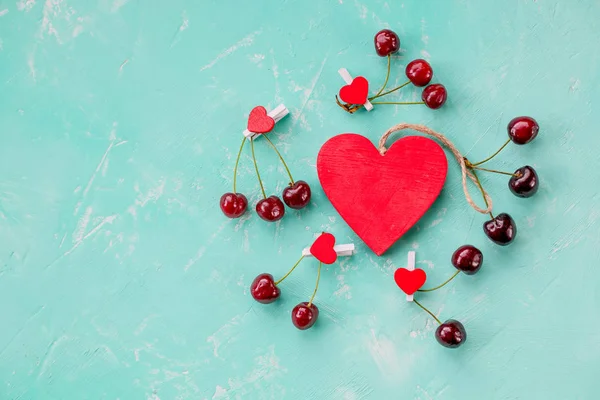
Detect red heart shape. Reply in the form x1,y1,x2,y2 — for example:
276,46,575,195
247,106,275,134
309,233,337,265
317,134,447,256
394,268,427,295
339,76,369,105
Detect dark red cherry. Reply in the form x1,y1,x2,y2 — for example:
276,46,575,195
291,302,319,330
435,319,467,348
282,180,311,209
451,245,483,275
508,116,539,145
422,84,447,109
374,29,400,57
220,192,248,218
509,166,539,198
256,196,285,222
250,273,280,304
483,213,517,245
406,59,433,87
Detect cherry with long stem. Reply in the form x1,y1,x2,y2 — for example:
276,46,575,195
413,298,441,325
275,255,305,285
307,261,322,307
232,137,247,193
418,270,460,292
250,138,267,199
262,134,295,185
471,139,511,166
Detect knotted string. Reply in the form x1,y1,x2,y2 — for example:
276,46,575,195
378,123,493,215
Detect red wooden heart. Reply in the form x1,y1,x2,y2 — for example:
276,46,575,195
247,106,275,134
394,268,427,295
317,134,447,255
339,76,369,105
309,233,337,265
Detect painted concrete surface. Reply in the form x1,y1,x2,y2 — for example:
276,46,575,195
0,1,599,399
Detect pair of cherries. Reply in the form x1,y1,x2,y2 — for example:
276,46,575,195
473,116,540,246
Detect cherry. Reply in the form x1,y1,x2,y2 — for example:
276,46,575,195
250,273,280,304
220,192,248,218
374,29,400,57
256,196,285,222
291,302,319,330
483,213,517,245
451,245,483,275
435,319,467,348
422,84,447,109
406,59,433,87
282,180,311,209
509,166,539,198
508,116,539,145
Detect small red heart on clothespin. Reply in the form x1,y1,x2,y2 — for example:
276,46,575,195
309,233,337,265
394,268,427,295
247,106,275,134
339,76,369,105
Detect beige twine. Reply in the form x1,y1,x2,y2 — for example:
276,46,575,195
378,123,493,215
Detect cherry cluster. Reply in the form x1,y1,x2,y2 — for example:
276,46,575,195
466,116,540,245
220,127,312,222
336,29,448,113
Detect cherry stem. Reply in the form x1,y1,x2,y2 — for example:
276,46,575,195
369,80,411,100
471,139,511,166
232,137,247,193
413,298,442,325
470,165,517,177
275,255,305,286
250,138,267,199
471,169,494,220
307,261,322,307
262,134,295,185
373,54,391,98
418,270,460,292
370,101,424,105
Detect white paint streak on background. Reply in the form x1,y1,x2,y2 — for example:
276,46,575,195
0,9,9,16
199,30,262,72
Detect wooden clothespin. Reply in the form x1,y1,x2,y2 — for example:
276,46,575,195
243,104,289,139
338,68,373,111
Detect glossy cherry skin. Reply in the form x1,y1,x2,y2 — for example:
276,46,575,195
250,273,280,304
422,84,447,109
451,245,483,275
509,166,539,198
435,319,467,348
220,193,248,218
406,59,433,87
374,29,400,57
483,213,517,245
291,302,319,330
282,180,312,209
508,116,539,145
256,196,285,222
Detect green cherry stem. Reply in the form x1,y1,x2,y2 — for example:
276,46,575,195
369,80,411,100
413,298,442,325
307,261,322,307
250,138,267,199
470,165,518,177
471,139,511,166
275,255,305,285
262,134,295,185
418,270,460,292
232,137,247,193
370,101,424,105
471,168,494,220
373,54,391,98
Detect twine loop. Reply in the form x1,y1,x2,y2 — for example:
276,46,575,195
378,123,493,215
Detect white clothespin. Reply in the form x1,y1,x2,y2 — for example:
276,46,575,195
243,104,289,139
302,243,355,258
406,251,416,302
338,68,373,111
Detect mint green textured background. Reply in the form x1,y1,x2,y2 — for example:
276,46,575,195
1,1,598,399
